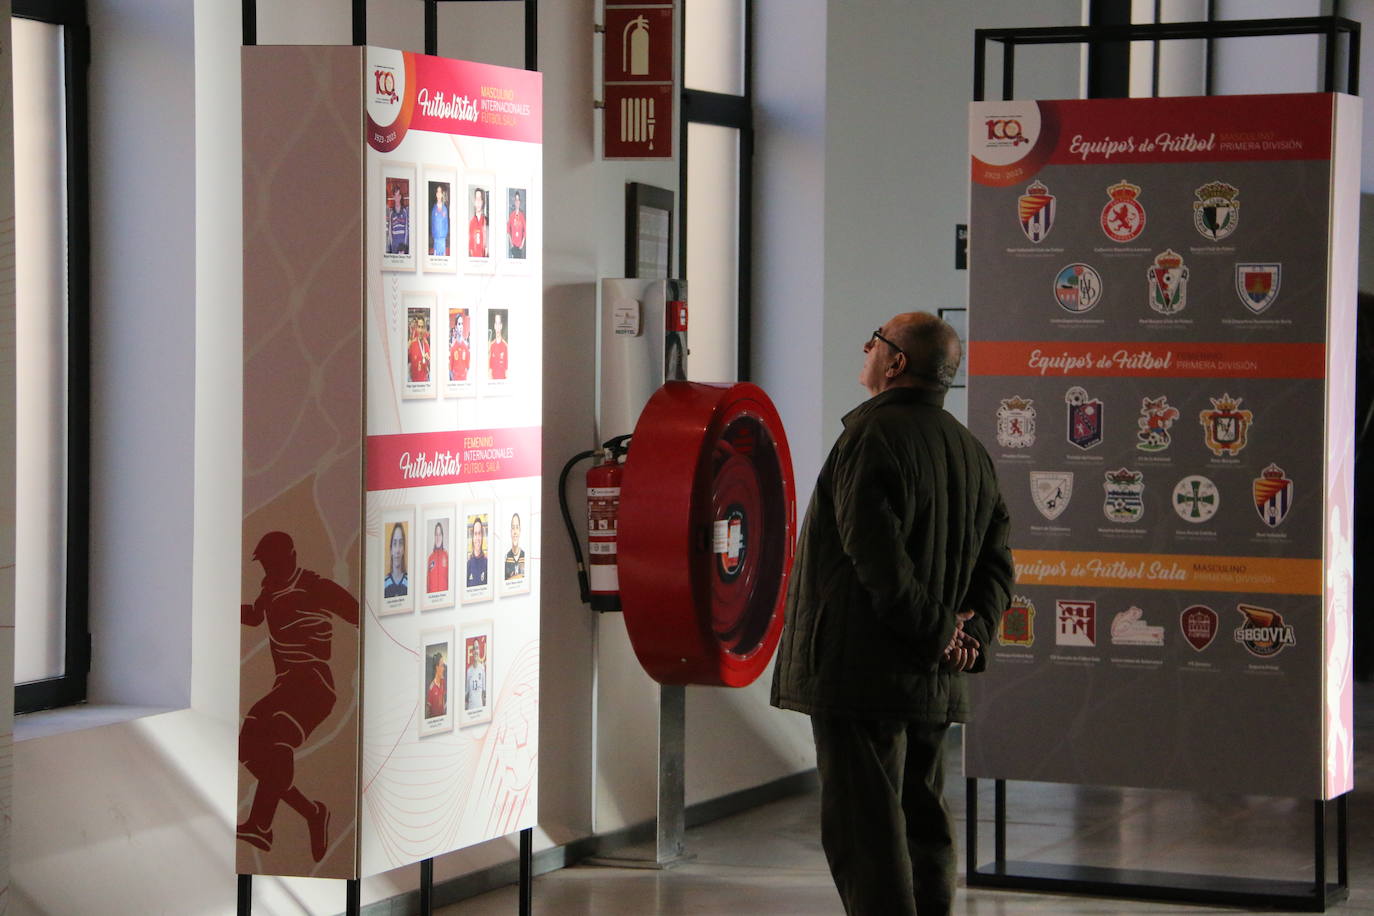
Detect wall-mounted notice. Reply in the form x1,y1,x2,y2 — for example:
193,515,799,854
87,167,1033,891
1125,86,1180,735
964,93,1357,801
240,46,541,882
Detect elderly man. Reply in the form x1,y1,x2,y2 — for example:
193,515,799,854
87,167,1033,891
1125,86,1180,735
771,311,1014,916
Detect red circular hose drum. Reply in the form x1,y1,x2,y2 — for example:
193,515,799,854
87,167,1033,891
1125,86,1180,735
618,381,797,686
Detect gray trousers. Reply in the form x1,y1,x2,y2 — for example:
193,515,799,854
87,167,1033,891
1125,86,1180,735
811,716,955,916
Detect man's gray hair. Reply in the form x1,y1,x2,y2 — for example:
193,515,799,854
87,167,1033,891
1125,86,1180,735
904,315,962,392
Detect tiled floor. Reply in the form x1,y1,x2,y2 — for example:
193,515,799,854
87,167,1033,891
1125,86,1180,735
446,682,1372,914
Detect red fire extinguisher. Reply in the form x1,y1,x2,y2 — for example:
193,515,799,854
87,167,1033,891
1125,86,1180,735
586,449,623,612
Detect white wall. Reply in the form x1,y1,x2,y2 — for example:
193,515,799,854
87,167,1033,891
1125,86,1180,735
817,1,1083,447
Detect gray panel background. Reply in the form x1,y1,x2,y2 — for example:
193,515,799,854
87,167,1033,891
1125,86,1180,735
965,109,1331,798
969,160,1331,344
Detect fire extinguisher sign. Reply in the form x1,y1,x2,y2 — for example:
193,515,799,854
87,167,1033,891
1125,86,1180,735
602,2,674,160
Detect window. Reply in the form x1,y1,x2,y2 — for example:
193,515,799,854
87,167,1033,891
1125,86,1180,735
681,0,752,382
14,0,90,713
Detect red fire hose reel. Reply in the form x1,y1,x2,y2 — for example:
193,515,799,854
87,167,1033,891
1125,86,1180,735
618,382,797,687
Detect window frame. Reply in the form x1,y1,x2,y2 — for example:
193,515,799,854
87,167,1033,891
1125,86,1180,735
14,0,91,714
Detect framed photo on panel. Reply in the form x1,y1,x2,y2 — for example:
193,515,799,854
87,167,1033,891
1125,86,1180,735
485,307,510,392
465,175,496,271
461,500,495,603
501,180,531,269
402,292,437,399
460,619,493,727
444,304,477,397
422,165,458,273
498,497,531,597
379,507,416,616
420,505,456,611
419,627,455,737
381,161,417,272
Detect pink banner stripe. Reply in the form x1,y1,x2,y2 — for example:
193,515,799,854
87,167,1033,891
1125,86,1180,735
366,427,541,491
408,54,542,143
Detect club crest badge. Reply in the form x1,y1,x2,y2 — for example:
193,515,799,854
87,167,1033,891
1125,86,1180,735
1199,393,1253,457
1056,599,1096,647
1054,263,1103,312
1136,395,1179,452
998,596,1036,647
1146,248,1189,315
1030,471,1074,521
1235,263,1280,314
1065,386,1103,450
1181,604,1219,652
1173,474,1219,523
1018,180,1056,243
1101,179,1145,242
1111,606,1165,646
1233,603,1295,658
1193,180,1239,241
1253,462,1293,528
1102,467,1145,523
996,396,1036,449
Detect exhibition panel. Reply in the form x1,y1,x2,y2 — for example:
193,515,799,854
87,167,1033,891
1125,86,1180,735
239,45,542,880
965,92,1358,801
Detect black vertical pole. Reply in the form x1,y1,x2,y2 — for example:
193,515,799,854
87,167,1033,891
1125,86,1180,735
1338,793,1349,888
518,5,538,902
352,0,366,47
519,9,538,906
62,0,93,715
525,0,538,71
965,778,978,878
519,828,534,915
1001,39,1014,101
1086,0,1131,98
1324,17,1338,91
973,31,987,102
1349,25,1360,95
347,878,361,915
1203,0,1215,95
419,858,434,915
994,779,1006,867
243,0,256,46
1150,0,1161,98
1314,799,1327,899
425,0,437,55
238,1,252,908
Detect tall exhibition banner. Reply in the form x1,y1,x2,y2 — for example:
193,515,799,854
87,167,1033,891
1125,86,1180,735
964,93,1357,800
240,47,542,879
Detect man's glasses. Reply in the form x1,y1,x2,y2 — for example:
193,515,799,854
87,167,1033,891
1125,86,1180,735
870,328,906,359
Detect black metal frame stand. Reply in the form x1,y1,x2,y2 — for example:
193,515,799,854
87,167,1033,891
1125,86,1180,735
966,779,1350,911
974,15,1360,101
236,2,538,914
966,14,1359,912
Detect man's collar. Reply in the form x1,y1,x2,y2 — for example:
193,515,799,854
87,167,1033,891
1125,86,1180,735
842,386,946,427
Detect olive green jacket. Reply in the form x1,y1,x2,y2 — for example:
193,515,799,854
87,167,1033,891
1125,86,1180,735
770,386,1014,723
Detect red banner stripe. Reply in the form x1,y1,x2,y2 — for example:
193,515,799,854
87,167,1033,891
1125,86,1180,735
366,427,541,491
968,341,1326,379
